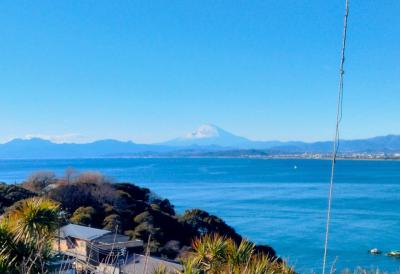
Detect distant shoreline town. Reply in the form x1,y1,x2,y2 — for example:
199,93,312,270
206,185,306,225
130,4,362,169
109,153,400,161
232,153,400,161
1,125,400,160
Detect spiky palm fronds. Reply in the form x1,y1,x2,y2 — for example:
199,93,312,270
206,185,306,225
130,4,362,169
245,254,295,274
0,224,19,273
6,197,59,245
176,257,201,274
225,238,255,273
192,233,227,273
184,234,295,274
0,197,60,273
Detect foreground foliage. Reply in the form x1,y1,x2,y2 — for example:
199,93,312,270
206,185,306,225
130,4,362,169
0,197,60,273
154,234,294,274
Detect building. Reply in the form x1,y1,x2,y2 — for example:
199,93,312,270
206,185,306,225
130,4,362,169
54,224,143,272
121,254,183,274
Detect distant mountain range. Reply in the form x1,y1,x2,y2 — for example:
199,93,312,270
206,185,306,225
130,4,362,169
1,124,400,159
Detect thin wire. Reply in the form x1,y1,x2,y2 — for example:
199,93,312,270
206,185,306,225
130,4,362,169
322,1,350,274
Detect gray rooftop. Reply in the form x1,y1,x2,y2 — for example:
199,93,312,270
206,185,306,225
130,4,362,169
122,254,182,274
60,224,111,241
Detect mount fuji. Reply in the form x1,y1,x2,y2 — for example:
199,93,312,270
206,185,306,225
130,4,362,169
161,124,255,147
1,124,400,159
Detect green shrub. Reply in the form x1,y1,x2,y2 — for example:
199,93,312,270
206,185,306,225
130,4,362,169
70,206,96,226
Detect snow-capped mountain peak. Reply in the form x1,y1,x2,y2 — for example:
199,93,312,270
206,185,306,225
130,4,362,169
185,124,220,139
162,124,252,147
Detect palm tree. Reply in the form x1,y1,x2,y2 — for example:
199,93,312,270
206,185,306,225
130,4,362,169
191,233,227,273
0,197,60,273
175,257,201,274
7,197,59,244
225,238,255,274
0,224,17,273
182,234,295,274
246,254,295,274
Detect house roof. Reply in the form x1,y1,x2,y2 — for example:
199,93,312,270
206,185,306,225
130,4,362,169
60,224,111,241
122,254,182,274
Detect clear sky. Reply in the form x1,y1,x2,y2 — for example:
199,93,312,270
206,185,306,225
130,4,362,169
0,1,399,144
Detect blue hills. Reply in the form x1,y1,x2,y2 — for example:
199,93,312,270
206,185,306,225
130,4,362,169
1,125,400,159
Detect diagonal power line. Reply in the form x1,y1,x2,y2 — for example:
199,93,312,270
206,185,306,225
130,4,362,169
322,0,350,273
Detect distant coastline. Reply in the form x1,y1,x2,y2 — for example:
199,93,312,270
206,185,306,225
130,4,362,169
1,154,400,161
1,127,400,160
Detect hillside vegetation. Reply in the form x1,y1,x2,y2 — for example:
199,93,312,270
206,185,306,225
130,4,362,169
0,170,276,261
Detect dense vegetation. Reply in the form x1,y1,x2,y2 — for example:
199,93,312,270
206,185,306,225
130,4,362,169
0,184,35,214
0,197,60,273
0,170,276,261
157,234,294,274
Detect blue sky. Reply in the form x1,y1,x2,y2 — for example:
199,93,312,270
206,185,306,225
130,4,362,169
0,1,399,144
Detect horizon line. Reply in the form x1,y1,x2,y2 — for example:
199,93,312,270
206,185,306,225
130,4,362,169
1,133,399,146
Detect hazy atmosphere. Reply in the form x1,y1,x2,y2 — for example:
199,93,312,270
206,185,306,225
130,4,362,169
1,1,399,144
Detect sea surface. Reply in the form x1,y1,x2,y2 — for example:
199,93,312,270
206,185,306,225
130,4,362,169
0,158,399,273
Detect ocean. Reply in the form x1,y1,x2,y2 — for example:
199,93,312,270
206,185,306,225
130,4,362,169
0,158,399,273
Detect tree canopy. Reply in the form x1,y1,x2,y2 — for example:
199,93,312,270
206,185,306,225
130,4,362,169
0,171,277,261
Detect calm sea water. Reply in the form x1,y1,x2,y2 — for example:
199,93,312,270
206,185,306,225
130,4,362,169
0,158,399,273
